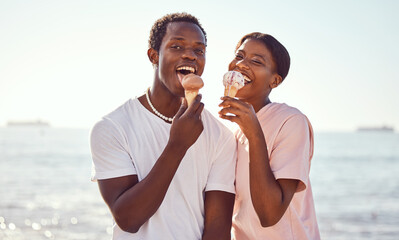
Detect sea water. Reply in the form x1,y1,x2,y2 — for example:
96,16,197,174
0,127,398,239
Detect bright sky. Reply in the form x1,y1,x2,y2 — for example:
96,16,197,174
1,0,398,131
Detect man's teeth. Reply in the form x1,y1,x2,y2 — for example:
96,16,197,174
177,66,195,73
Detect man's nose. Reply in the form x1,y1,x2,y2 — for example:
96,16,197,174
182,49,197,61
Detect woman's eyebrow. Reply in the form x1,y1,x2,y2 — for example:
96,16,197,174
253,54,266,61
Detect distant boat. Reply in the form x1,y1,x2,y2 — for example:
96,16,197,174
357,126,394,132
7,120,50,127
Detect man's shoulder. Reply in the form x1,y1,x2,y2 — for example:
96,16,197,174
202,108,228,128
105,98,137,120
201,108,235,140
91,98,137,134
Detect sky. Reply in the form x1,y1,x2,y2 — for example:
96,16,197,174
1,0,398,132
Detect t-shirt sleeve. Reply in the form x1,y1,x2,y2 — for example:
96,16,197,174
90,118,136,181
270,114,313,192
205,128,237,194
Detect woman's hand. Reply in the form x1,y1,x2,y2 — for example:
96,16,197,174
218,96,262,140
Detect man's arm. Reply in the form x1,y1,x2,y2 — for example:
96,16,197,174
98,141,188,233
202,191,235,240
97,96,204,233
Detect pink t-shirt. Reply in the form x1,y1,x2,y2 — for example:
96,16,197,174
232,102,320,240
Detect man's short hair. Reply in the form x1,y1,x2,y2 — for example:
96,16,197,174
236,32,290,81
149,12,207,52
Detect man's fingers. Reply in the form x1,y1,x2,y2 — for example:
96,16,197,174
186,94,203,114
195,102,204,115
174,98,187,119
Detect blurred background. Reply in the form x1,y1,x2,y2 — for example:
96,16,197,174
1,0,398,239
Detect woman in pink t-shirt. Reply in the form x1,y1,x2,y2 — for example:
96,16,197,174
219,32,321,240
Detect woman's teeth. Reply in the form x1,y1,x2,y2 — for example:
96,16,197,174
243,75,251,84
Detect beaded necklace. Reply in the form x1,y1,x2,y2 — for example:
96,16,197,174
145,88,174,122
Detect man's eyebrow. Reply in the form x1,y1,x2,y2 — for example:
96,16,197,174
195,42,206,47
170,37,206,46
170,37,185,41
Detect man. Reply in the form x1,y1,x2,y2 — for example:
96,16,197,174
90,13,236,240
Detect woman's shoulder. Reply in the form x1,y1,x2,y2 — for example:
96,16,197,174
258,102,307,123
269,102,303,115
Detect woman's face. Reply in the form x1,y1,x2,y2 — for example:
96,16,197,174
228,38,281,104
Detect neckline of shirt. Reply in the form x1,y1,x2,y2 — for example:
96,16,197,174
132,97,173,126
256,102,277,117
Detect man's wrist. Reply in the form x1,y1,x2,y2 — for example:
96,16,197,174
166,140,189,157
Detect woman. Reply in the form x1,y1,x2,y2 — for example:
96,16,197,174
219,32,320,239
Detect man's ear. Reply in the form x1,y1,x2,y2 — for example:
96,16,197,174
147,48,159,66
270,74,283,89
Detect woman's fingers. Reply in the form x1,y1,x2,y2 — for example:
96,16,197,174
219,113,240,123
219,96,250,110
218,106,244,117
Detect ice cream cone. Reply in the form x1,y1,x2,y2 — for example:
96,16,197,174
185,90,199,106
182,74,204,106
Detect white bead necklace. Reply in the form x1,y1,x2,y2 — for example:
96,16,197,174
145,88,174,122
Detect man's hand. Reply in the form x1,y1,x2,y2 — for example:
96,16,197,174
170,94,204,150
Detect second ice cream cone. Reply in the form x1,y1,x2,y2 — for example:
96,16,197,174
223,71,245,98
224,85,239,97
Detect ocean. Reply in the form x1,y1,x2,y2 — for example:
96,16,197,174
0,127,398,239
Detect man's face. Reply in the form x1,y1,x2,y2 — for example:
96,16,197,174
156,22,206,97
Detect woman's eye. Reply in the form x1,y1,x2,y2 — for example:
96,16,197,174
235,54,243,59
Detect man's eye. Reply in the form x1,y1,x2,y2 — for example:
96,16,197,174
171,45,182,49
195,49,205,55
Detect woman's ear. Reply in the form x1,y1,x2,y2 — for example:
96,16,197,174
270,74,282,89
147,48,159,66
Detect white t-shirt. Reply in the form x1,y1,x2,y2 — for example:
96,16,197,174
90,98,236,240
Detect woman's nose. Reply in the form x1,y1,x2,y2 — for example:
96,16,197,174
236,59,249,70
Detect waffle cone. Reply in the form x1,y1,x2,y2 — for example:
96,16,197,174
185,90,199,106
224,85,239,97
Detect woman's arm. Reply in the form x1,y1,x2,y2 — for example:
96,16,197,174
219,97,298,227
